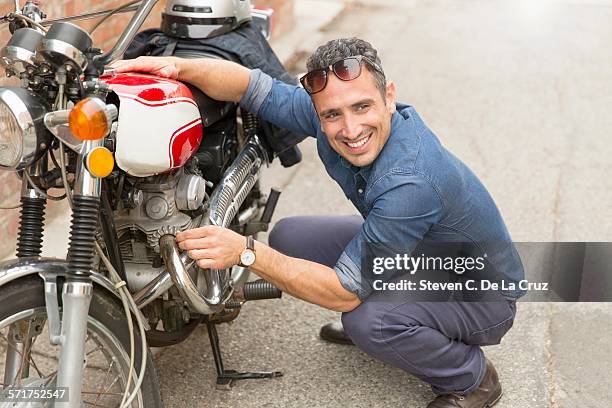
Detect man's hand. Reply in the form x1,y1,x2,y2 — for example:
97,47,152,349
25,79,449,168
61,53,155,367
110,56,251,103
111,56,181,80
177,225,361,312
176,226,245,270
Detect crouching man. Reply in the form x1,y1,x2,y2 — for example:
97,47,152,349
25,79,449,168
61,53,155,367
112,37,524,407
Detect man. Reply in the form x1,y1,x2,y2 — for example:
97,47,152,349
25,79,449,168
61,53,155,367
112,37,525,407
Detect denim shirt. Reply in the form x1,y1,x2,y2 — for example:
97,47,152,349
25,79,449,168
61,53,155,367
240,70,526,300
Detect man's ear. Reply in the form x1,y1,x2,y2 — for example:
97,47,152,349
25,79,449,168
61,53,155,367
385,81,397,113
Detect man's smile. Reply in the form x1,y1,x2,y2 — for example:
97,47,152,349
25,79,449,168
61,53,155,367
343,131,373,153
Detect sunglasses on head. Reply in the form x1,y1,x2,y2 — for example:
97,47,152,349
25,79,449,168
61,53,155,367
299,55,384,95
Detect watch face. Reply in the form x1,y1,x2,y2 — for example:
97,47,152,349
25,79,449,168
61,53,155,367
240,249,256,266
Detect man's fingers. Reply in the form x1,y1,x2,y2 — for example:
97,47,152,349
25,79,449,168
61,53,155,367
109,59,131,68
109,60,138,73
109,57,179,79
176,227,208,241
196,259,215,269
159,66,179,80
187,249,215,260
176,226,217,242
179,238,211,251
110,57,152,72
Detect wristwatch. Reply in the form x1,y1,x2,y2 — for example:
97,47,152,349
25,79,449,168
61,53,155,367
238,235,256,267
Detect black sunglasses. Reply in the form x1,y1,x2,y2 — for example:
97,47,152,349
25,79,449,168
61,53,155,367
299,55,384,95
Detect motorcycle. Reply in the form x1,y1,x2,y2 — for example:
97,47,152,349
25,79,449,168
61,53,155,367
0,1,294,406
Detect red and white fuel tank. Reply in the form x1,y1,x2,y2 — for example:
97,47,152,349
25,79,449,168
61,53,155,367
102,73,203,177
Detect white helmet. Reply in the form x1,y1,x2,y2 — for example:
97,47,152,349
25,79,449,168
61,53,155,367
161,0,252,39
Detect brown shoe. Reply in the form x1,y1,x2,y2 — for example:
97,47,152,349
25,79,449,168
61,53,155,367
319,321,354,345
426,358,502,408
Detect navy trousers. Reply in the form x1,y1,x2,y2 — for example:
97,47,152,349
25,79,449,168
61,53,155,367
268,215,517,395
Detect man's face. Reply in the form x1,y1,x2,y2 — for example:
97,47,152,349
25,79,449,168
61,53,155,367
311,68,396,167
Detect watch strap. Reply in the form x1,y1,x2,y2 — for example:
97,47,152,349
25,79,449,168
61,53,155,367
238,236,256,267
246,235,255,251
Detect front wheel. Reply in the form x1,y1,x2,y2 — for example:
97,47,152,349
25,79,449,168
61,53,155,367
0,275,162,407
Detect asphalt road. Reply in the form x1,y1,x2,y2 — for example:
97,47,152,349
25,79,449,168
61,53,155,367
2,0,609,407
155,1,612,407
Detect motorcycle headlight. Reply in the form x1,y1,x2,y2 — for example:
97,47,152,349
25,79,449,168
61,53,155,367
0,88,48,171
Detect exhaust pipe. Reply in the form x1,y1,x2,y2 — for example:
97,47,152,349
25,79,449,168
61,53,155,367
159,235,225,314
142,136,268,313
207,136,266,228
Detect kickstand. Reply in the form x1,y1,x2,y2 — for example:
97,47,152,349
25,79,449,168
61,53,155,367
205,321,283,390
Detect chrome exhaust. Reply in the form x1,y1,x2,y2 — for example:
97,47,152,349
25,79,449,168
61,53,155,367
133,264,174,309
159,235,224,314
208,136,266,227
140,136,267,313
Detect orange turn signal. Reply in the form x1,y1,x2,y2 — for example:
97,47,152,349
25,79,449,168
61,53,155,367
86,147,114,178
69,98,110,141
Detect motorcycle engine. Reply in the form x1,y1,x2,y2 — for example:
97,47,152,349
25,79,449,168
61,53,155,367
112,161,208,292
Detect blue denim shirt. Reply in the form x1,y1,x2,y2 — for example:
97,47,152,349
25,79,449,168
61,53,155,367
240,70,526,300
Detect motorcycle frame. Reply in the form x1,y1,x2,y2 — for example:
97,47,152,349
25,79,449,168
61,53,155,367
1,0,278,403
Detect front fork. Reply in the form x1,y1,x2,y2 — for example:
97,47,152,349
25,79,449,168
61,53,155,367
54,280,93,408
3,161,48,388
10,140,104,407
53,140,103,408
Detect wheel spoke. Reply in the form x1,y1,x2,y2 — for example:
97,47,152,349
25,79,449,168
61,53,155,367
86,344,104,357
82,389,124,397
14,318,37,385
28,356,44,378
31,349,58,360
27,335,45,378
1,306,143,407
100,374,122,400
90,374,123,407
24,331,44,377
2,335,52,389
43,370,57,387
0,332,23,358
83,400,115,408
92,359,116,407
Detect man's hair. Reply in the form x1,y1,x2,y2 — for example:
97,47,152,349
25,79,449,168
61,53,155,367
306,37,387,97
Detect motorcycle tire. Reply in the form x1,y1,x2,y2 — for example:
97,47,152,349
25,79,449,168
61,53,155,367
0,275,163,408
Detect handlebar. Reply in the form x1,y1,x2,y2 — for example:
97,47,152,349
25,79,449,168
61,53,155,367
38,5,140,27
94,0,159,66
5,0,159,68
